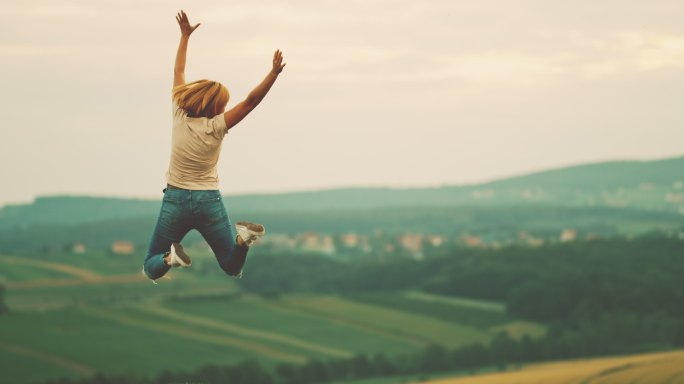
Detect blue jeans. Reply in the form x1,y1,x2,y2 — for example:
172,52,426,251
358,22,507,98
143,188,248,280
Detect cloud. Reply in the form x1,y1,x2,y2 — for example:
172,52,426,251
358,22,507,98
199,3,351,25
427,51,570,87
567,30,684,79
412,30,684,89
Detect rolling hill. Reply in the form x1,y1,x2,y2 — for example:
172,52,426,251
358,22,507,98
0,155,682,231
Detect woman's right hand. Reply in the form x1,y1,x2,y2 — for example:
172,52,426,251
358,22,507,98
271,50,286,75
176,10,200,37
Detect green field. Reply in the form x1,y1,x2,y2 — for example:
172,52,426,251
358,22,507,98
347,292,510,328
0,251,546,384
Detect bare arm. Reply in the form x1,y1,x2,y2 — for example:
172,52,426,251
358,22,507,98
224,50,286,129
174,10,200,88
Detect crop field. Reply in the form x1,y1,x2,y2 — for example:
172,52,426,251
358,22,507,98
421,349,684,384
0,251,547,384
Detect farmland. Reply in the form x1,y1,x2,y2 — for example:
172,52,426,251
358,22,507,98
0,250,544,384
1,230,682,384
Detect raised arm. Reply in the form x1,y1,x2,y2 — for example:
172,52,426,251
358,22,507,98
223,50,286,129
174,10,200,88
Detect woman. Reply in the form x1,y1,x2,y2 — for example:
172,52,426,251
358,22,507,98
142,10,285,282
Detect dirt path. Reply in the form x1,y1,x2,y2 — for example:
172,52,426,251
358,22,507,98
134,304,353,358
81,307,308,364
5,273,147,289
0,340,96,376
404,291,507,312
0,255,102,281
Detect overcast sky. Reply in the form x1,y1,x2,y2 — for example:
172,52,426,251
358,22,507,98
1,0,683,207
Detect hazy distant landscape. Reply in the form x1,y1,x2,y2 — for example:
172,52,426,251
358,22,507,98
0,156,683,384
2,155,683,225
1,156,683,251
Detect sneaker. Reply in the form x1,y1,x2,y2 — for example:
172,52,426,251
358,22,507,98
167,242,191,267
236,221,266,246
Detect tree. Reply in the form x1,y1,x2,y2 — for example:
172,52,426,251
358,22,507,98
0,283,7,315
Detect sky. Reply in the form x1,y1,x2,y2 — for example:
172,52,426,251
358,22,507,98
1,0,684,207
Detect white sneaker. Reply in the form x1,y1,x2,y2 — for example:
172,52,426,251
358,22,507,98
167,242,191,267
236,221,266,246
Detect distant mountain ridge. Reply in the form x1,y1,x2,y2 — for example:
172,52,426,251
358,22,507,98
483,156,684,189
0,155,682,229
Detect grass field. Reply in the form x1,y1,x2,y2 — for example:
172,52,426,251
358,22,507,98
271,295,492,347
0,251,547,384
347,292,512,329
347,292,545,340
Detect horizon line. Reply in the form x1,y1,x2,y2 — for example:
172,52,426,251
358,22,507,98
2,152,682,208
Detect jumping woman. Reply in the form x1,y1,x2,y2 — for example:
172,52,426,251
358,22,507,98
142,10,285,282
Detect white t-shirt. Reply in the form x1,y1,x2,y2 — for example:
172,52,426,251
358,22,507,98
165,103,229,190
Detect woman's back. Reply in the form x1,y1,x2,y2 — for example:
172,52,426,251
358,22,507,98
166,103,229,190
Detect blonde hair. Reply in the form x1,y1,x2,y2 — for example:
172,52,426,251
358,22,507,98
172,80,229,118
